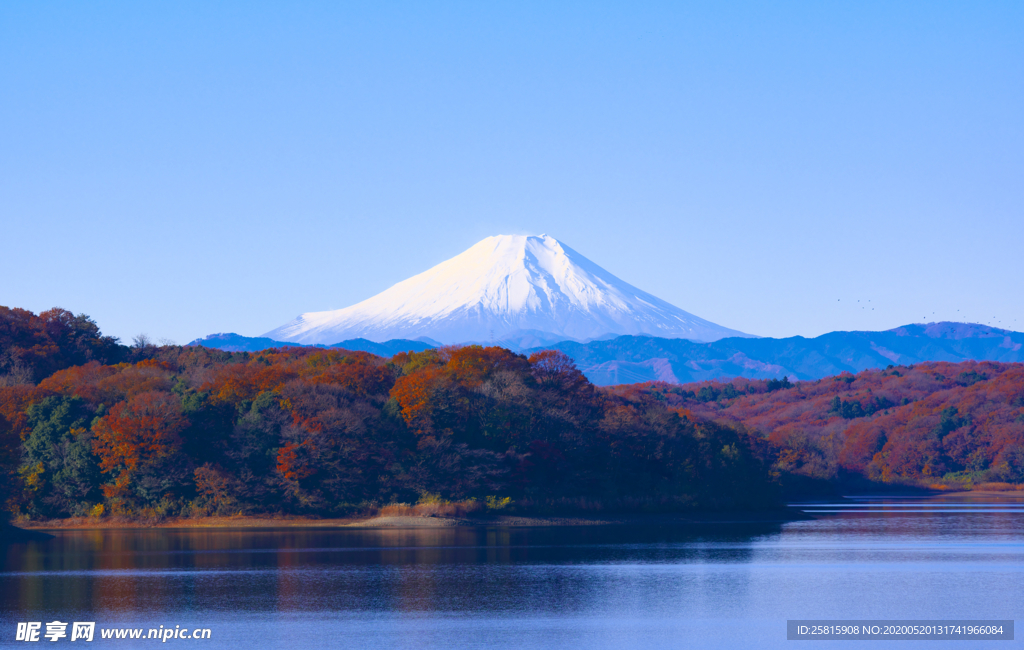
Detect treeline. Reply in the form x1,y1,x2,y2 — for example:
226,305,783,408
0,307,128,384
4,306,1021,523
621,362,1024,489
0,307,775,521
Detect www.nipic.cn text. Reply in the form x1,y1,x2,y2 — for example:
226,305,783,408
15,622,212,642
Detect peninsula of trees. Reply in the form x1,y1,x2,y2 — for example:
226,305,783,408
2,306,1022,523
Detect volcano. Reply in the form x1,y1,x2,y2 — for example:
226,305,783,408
263,234,751,345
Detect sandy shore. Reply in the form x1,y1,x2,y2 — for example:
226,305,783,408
11,509,806,531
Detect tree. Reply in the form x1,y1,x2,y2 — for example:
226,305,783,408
91,391,190,513
0,413,19,522
20,396,102,517
0,306,124,382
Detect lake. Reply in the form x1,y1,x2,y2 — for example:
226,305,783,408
2,495,1022,649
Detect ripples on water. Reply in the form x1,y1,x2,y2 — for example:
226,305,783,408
2,495,1022,649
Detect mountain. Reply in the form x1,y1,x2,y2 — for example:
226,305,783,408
188,333,304,352
263,234,750,345
527,322,1024,385
187,333,433,356
191,322,1023,387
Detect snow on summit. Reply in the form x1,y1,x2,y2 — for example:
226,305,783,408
263,234,750,345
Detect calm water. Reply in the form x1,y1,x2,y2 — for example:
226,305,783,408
2,496,1023,649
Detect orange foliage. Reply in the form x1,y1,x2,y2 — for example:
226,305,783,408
194,464,234,509
276,442,314,481
391,366,445,425
298,351,396,396
630,360,1024,485
0,384,54,439
439,345,530,387
39,360,173,404
0,306,122,382
389,346,530,426
92,391,188,496
38,361,117,400
201,362,298,404
200,348,399,406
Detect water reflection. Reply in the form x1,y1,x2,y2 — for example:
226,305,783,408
1,498,1022,649
3,524,780,617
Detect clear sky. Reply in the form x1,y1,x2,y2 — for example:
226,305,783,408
2,1,1021,344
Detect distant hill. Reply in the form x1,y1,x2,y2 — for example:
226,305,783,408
526,322,1024,385
190,322,1024,387
187,333,433,356
606,359,1024,490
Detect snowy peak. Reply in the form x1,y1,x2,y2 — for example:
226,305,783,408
406,234,629,316
264,234,751,345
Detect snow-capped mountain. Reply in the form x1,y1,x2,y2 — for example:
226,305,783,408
263,234,751,345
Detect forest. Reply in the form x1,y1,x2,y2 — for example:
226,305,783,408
0,306,774,521
625,362,1024,491
2,306,1023,523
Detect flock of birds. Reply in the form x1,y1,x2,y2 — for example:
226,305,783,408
835,300,1016,331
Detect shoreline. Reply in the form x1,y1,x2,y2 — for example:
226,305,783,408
10,508,808,532
12,492,1021,534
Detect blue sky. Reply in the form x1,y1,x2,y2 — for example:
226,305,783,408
2,1,1021,343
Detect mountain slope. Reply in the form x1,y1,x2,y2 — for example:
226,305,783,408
263,234,749,345
187,333,433,356
528,322,1024,385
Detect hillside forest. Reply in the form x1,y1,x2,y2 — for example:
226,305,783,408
2,306,1023,523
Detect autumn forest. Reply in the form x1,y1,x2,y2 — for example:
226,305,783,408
2,306,1023,523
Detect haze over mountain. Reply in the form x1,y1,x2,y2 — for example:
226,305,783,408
530,322,1024,385
264,234,749,345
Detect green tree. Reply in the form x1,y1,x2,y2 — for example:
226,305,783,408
20,396,102,517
